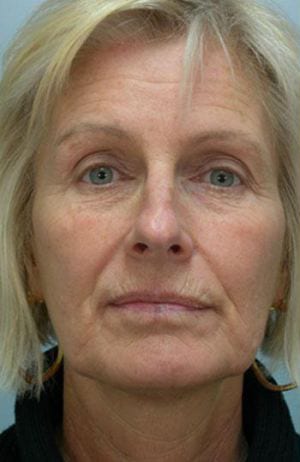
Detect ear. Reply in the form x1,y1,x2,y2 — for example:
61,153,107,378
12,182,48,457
25,249,43,301
273,263,289,311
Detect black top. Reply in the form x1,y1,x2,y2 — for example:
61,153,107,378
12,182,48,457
1,350,300,461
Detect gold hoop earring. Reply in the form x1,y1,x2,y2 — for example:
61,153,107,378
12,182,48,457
23,347,64,385
42,347,64,383
252,359,297,392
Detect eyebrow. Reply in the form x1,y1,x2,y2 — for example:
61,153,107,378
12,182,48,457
54,123,131,148
54,122,268,160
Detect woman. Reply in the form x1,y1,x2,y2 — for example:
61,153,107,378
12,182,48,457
0,0,299,460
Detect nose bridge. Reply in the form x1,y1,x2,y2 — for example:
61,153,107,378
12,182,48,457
143,170,175,217
139,162,178,231
124,161,194,260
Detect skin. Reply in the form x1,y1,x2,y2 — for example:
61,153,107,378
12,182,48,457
29,36,286,461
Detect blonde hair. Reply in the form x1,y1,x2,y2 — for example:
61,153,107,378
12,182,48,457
0,0,299,397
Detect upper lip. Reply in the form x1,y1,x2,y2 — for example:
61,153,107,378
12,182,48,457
110,291,211,309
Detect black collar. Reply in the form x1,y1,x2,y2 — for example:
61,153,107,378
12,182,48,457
242,365,300,461
13,349,299,462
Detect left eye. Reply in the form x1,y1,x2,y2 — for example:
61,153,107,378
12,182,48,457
208,169,241,187
81,166,118,185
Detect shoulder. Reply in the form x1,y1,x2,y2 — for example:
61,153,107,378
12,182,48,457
297,432,300,451
0,424,20,461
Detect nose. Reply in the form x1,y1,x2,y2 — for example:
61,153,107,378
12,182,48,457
124,180,194,262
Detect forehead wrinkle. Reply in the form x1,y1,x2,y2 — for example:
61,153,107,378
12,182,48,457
50,39,275,174
53,122,130,149
52,122,270,168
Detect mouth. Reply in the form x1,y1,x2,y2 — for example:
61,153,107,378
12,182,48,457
110,291,213,314
112,302,201,313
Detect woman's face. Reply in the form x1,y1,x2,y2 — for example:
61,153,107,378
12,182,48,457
30,36,285,390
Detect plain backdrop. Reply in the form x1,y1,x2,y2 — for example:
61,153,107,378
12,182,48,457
0,0,299,434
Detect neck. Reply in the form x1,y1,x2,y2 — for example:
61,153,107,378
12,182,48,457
60,369,245,462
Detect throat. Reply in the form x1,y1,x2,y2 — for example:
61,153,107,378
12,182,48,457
59,372,245,462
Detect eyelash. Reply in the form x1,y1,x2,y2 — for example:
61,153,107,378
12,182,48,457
196,167,243,187
78,162,246,191
79,163,127,188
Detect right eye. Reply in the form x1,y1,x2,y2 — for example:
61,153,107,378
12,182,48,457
81,166,119,186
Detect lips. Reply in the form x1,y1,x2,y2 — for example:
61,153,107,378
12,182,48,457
113,302,200,313
110,291,211,312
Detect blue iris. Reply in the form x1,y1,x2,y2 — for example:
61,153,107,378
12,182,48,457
88,167,114,185
210,169,236,187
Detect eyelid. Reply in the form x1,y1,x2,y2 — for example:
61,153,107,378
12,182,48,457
192,159,246,180
79,163,121,185
209,168,242,186
75,150,118,166
75,151,252,187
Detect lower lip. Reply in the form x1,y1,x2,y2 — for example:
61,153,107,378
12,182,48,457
112,302,203,313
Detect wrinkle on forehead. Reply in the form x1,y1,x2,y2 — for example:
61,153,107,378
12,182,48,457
69,39,256,111
55,36,275,165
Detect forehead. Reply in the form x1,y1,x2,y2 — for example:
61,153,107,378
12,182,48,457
60,36,263,117
70,36,251,98
72,37,188,87
50,35,274,165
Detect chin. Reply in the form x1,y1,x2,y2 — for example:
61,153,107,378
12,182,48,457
100,354,239,394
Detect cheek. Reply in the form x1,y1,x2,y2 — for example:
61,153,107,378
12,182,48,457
31,201,124,305
202,203,285,338
224,218,283,302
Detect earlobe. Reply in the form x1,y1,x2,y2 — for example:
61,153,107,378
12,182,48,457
273,264,289,312
25,250,43,302
272,297,288,312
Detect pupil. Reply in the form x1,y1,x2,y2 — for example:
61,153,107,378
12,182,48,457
218,173,228,184
210,170,234,187
98,170,107,179
89,167,113,185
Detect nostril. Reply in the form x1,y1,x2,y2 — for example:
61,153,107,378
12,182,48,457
133,242,148,253
170,244,181,254
131,243,184,255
